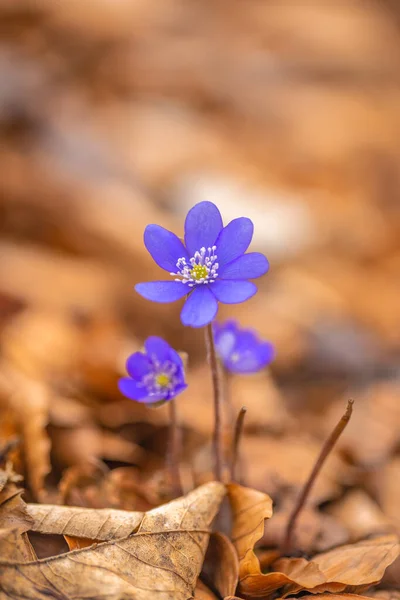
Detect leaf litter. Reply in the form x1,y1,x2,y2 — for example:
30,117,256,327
1,1,400,599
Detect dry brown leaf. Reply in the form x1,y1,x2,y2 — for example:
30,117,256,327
27,503,144,540
0,487,33,534
278,595,374,600
325,384,400,467
366,591,400,600
193,580,219,599
0,474,36,563
64,535,96,550
0,481,225,600
328,490,394,542
202,532,239,599
373,457,400,534
0,529,37,562
262,505,349,554
279,535,400,595
227,483,323,598
1,367,51,501
241,435,346,504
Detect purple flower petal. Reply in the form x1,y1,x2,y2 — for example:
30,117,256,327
184,201,223,256
168,347,184,369
135,281,188,303
258,341,275,366
126,352,152,380
144,392,169,405
144,336,172,363
118,377,148,401
180,286,218,328
219,252,269,280
215,217,253,267
144,225,188,273
213,324,237,360
227,341,274,373
210,280,257,304
167,382,188,399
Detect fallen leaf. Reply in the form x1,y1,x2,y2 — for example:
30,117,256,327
1,367,51,501
0,487,33,533
228,483,324,597
262,505,349,554
241,435,346,504
280,535,400,595
27,503,144,540
0,481,225,600
278,595,374,600
328,490,394,541
366,591,400,600
0,529,37,562
194,580,219,599
202,532,239,599
64,534,96,550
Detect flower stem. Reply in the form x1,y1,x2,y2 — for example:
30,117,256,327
231,406,247,481
167,399,183,498
281,399,354,556
205,323,224,482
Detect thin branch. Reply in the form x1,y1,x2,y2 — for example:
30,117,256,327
281,399,354,555
231,406,247,481
167,399,183,498
205,323,224,482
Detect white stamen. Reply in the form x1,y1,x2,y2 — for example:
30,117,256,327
173,246,219,286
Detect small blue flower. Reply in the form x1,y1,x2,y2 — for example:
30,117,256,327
213,320,274,374
135,201,269,328
119,336,187,404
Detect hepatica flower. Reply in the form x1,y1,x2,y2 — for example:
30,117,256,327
135,201,269,328
119,336,187,405
213,320,274,373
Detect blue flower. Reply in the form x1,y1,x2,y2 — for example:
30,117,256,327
135,201,269,328
118,336,187,404
213,320,274,373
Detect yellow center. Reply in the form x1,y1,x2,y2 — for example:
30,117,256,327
155,373,171,388
230,352,240,363
190,264,208,281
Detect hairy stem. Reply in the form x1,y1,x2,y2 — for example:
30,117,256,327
205,323,224,482
282,399,354,555
167,399,183,497
231,406,247,481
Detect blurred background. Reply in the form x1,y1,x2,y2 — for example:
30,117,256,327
0,0,399,554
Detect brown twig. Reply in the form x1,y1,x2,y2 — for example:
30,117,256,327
281,399,354,556
167,399,183,498
205,323,224,482
231,406,247,481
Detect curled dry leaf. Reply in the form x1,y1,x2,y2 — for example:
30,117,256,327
228,484,327,596
0,481,225,600
227,483,320,598
202,532,239,599
278,535,400,595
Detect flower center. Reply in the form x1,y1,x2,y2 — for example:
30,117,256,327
171,246,219,286
141,360,179,397
190,264,208,281
230,352,240,363
155,373,171,388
